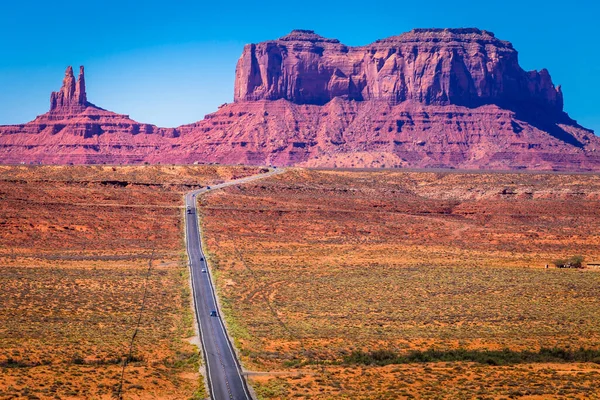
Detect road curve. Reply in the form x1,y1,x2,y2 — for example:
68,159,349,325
184,168,283,399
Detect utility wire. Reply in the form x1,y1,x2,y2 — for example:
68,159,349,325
116,248,155,399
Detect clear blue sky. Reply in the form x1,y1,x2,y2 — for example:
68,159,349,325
1,0,598,133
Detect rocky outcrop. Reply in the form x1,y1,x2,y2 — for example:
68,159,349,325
170,99,600,170
49,66,89,115
235,28,564,117
0,66,183,164
1,30,599,170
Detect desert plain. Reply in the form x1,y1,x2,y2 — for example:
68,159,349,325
1,166,600,399
199,168,600,399
0,164,260,400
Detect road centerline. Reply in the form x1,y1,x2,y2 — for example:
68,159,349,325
183,168,283,399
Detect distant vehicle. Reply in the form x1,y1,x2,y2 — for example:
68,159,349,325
201,269,206,273
210,310,218,317
187,208,193,214
206,186,211,190
200,257,204,261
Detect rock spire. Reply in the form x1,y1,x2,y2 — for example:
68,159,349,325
50,66,88,112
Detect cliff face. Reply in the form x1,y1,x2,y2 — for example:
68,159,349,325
1,29,599,170
170,99,600,170
235,28,563,115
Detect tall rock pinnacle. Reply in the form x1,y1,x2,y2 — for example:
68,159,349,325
75,66,87,105
50,66,88,113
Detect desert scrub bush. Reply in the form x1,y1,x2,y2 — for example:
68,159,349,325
252,378,289,399
553,255,584,268
343,347,600,366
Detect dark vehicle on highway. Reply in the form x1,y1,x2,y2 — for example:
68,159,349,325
210,310,218,317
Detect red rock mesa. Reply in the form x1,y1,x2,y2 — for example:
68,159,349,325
1,28,599,170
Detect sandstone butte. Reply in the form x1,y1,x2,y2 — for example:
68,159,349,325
1,28,599,170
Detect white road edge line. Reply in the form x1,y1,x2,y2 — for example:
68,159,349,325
187,168,284,400
197,217,252,400
184,194,216,400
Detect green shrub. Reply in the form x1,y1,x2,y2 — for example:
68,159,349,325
343,347,600,366
553,255,584,268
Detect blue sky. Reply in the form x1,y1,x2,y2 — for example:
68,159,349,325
0,0,598,132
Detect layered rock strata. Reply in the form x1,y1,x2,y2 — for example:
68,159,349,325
1,29,599,170
234,28,564,118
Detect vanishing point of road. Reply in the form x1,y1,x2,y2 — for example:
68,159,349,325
184,168,282,400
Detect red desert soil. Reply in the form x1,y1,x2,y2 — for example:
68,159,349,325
198,168,600,399
0,164,260,400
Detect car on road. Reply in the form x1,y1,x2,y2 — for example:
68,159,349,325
210,310,218,317
206,186,211,190
201,268,206,273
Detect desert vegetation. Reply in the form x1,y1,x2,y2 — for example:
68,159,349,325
552,255,584,268
0,164,259,399
199,169,600,398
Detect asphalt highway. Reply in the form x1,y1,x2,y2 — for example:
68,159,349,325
184,168,282,399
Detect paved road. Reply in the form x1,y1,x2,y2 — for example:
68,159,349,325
184,168,282,400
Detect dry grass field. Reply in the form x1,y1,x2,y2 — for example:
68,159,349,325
198,169,600,399
0,164,260,400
